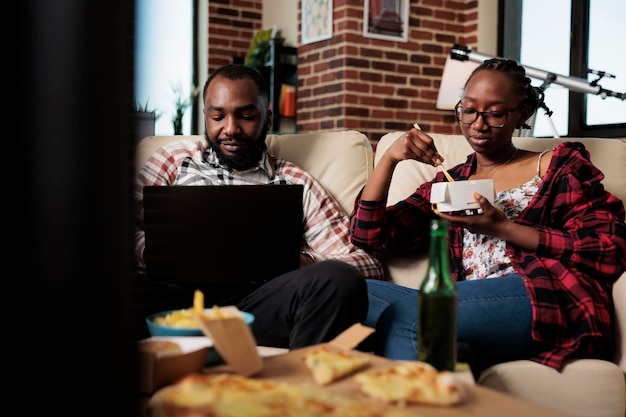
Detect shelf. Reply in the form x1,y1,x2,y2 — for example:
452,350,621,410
261,42,297,133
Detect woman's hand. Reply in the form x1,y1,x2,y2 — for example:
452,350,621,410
438,192,509,236
438,192,539,252
361,127,446,202
381,127,444,167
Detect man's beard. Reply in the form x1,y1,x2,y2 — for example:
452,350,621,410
206,128,268,171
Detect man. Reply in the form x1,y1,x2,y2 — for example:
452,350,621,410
135,64,384,349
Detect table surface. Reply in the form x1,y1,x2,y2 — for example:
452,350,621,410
208,345,570,417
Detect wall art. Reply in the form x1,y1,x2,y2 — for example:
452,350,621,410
302,0,333,45
363,0,409,42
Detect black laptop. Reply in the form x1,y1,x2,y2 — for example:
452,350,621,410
142,184,304,286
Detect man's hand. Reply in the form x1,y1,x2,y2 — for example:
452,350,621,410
300,251,316,267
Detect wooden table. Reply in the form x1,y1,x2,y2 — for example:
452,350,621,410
142,343,569,417
236,346,570,417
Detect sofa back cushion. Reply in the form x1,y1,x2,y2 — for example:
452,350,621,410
376,132,626,206
135,130,374,215
265,130,374,214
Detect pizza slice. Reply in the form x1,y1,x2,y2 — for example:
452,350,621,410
302,346,371,385
139,340,183,357
147,372,414,417
354,361,466,406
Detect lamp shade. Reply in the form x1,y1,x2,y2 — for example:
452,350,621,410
436,56,479,110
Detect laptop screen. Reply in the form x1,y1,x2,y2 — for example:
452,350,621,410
142,184,304,286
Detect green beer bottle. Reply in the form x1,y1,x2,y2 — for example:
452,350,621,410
417,219,457,371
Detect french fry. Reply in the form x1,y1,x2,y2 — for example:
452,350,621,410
193,289,204,315
151,291,242,328
153,310,199,328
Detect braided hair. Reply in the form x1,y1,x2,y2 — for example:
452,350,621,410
465,58,551,129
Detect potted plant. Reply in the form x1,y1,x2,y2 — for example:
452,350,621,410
171,84,200,135
133,99,161,143
244,26,284,72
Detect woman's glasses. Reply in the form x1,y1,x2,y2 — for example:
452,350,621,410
454,102,524,128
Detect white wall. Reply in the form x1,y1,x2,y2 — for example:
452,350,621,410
478,0,498,55
263,0,299,47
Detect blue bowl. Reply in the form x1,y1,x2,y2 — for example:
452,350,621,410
146,308,255,337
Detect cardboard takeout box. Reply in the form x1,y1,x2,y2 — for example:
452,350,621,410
138,320,372,394
430,179,495,214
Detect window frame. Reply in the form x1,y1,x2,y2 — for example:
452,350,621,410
499,0,625,138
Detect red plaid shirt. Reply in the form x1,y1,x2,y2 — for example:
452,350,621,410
350,142,626,370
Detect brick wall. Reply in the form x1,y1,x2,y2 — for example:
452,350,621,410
205,0,264,74
204,0,480,145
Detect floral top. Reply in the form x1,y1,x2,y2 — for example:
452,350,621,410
462,150,549,280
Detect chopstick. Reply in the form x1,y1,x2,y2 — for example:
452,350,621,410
413,123,454,182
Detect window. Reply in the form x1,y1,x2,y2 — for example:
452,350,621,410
500,0,625,137
134,0,199,135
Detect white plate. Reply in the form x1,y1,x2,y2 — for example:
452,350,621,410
139,336,213,353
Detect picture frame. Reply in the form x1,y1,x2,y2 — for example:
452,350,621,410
363,0,410,42
301,0,333,45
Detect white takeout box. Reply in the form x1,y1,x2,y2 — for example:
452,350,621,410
430,179,495,214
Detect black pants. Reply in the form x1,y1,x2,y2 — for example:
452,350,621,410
236,260,368,349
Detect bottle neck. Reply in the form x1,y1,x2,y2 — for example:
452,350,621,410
428,234,450,275
423,220,454,289
431,218,449,264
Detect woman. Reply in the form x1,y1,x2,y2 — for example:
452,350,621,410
350,58,626,377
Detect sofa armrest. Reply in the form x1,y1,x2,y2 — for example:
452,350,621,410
613,271,626,371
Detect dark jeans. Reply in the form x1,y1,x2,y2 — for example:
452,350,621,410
237,260,368,349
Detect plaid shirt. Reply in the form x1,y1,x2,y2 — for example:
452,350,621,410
350,141,626,370
135,138,384,279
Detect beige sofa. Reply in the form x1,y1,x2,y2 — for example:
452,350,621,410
136,131,626,417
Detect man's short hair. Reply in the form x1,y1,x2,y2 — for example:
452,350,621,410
203,64,269,107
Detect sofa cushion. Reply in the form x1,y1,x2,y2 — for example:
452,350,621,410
478,359,626,417
265,130,374,215
135,130,373,216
